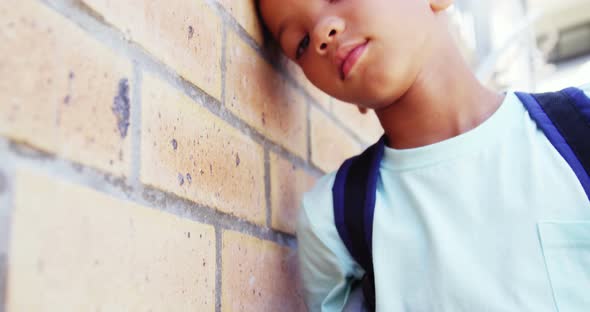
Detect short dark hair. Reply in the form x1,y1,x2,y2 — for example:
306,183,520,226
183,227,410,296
254,0,282,63
254,0,270,42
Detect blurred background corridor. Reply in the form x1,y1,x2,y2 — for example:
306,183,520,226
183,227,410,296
451,0,590,91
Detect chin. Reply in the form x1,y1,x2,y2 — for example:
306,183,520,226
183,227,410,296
370,73,415,108
328,69,408,108
361,99,395,111
353,83,399,109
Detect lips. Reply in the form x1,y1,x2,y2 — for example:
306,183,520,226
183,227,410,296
339,41,369,80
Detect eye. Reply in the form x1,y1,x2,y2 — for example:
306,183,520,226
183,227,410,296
296,34,310,60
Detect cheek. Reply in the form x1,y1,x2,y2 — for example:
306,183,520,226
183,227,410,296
346,48,419,107
301,58,340,95
361,0,432,40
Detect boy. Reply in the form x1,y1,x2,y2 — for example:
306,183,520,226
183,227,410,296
257,0,590,311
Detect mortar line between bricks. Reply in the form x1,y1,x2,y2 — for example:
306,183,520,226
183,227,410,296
215,227,222,312
160,70,328,178
173,72,326,178
264,150,272,229
40,0,328,179
0,139,297,249
129,62,143,186
0,140,16,312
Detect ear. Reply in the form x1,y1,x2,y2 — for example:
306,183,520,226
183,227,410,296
358,107,368,115
429,0,453,13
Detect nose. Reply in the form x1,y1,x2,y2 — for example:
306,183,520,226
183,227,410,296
312,16,345,55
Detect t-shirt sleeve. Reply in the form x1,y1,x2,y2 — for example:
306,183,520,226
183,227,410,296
296,173,362,312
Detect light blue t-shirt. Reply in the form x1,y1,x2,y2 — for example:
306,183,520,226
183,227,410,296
297,86,590,312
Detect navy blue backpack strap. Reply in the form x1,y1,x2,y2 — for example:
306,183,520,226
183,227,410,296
515,87,590,200
333,135,386,311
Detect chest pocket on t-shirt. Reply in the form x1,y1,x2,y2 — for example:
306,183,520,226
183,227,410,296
538,222,590,312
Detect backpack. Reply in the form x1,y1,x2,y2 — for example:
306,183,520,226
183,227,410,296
332,87,590,311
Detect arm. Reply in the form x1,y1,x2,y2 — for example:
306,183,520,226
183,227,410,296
297,175,363,312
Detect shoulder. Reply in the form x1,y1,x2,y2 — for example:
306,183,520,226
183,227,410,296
577,83,590,96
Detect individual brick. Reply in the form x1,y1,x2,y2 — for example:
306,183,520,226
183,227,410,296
221,231,306,312
7,168,215,311
82,0,222,100
310,106,362,172
217,0,263,45
141,74,265,225
270,152,316,234
331,98,384,144
0,0,133,176
225,30,308,159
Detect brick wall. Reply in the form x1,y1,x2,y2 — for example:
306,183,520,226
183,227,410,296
0,0,383,311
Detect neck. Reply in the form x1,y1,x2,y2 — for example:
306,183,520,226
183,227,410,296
375,28,504,150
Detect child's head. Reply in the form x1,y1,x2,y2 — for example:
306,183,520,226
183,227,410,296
257,0,454,110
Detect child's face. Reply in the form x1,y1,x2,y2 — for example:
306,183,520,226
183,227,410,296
260,0,451,109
